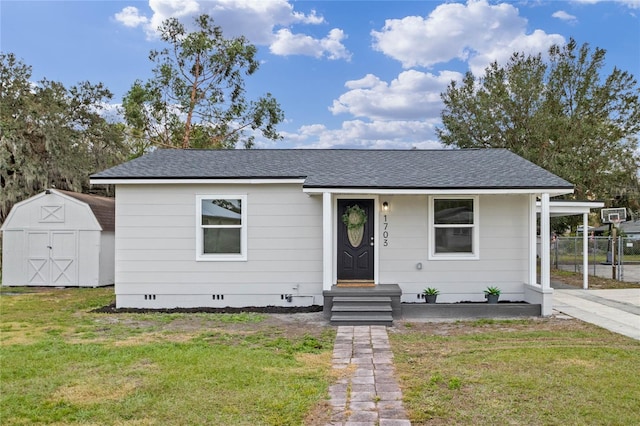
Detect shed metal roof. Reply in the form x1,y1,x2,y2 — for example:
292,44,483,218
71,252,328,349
91,148,573,190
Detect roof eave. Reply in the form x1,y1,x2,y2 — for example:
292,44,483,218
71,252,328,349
302,186,574,196
90,177,307,185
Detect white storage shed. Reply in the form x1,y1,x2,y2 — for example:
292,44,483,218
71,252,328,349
1,189,115,287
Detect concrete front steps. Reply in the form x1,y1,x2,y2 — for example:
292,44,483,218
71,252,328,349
323,284,402,326
330,296,394,326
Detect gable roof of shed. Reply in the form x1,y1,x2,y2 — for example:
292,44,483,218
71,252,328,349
56,190,115,232
91,148,573,190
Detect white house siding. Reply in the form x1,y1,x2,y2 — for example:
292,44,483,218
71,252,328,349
114,184,323,308
379,194,530,303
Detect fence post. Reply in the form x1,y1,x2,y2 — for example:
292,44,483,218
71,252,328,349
618,237,624,281
612,229,617,280
592,236,596,277
574,237,578,273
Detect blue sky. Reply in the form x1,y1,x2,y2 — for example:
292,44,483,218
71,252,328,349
1,0,639,149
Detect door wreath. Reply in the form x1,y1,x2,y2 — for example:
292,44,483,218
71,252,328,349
342,204,367,247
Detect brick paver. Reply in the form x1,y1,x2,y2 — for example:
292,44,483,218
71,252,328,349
327,325,411,425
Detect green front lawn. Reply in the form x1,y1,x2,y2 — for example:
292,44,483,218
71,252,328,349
4,285,640,425
0,287,334,425
392,319,640,425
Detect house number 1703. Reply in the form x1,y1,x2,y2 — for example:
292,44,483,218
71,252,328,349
383,214,389,246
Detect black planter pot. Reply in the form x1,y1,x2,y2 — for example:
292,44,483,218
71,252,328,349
486,294,500,304
425,294,438,304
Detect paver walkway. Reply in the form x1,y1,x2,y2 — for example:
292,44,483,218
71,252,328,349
327,325,411,426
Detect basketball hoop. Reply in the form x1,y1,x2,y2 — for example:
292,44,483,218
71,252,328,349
602,207,627,226
601,208,626,280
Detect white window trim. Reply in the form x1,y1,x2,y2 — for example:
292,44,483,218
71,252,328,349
196,195,247,261
428,196,479,260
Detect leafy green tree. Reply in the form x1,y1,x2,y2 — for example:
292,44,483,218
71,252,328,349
438,39,640,214
122,14,284,150
0,53,128,221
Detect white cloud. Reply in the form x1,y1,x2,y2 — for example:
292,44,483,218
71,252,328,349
573,0,640,9
270,28,351,60
297,69,452,148
330,70,463,121
371,0,564,74
114,6,150,28
276,120,443,150
114,0,349,60
468,29,564,75
552,10,578,23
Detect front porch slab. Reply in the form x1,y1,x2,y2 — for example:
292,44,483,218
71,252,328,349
401,303,541,319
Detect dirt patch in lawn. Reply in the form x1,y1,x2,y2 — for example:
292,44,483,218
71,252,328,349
51,378,139,405
88,304,330,341
92,302,323,314
390,314,595,336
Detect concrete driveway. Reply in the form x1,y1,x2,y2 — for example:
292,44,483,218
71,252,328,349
553,288,640,340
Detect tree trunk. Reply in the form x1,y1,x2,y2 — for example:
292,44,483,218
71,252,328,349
182,55,201,149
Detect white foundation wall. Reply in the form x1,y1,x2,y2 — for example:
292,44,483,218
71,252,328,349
114,184,323,308
379,194,530,303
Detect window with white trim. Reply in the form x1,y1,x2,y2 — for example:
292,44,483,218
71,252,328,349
196,195,247,261
430,197,478,259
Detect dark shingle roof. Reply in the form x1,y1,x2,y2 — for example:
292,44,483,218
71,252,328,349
91,149,573,190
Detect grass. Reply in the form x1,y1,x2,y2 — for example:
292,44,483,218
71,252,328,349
0,287,335,425
551,269,640,289
391,319,640,425
3,284,639,425
553,253,640,264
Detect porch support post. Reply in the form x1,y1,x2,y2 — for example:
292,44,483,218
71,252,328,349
322,192,333,291
583,212,589,289
529,194,537,286
540,193,551,289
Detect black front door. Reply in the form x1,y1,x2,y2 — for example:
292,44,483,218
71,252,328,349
337,199,374,281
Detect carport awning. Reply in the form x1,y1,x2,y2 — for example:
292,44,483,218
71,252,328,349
536,200,605,216
537,200,605,291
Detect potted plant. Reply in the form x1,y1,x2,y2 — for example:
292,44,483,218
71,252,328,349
484,286,501,304
423,287,440,304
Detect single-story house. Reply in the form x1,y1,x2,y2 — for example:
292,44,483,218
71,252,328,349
595,219,640,240
90,148,575,319
1,189,115,287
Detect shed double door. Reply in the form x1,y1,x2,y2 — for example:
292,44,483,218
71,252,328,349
26,231,77,286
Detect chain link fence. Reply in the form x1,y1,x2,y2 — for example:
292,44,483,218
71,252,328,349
552,236,640,282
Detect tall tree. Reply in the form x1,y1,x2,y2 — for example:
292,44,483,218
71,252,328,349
122,14,284,150
0,53,128,221
438,39,640,213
